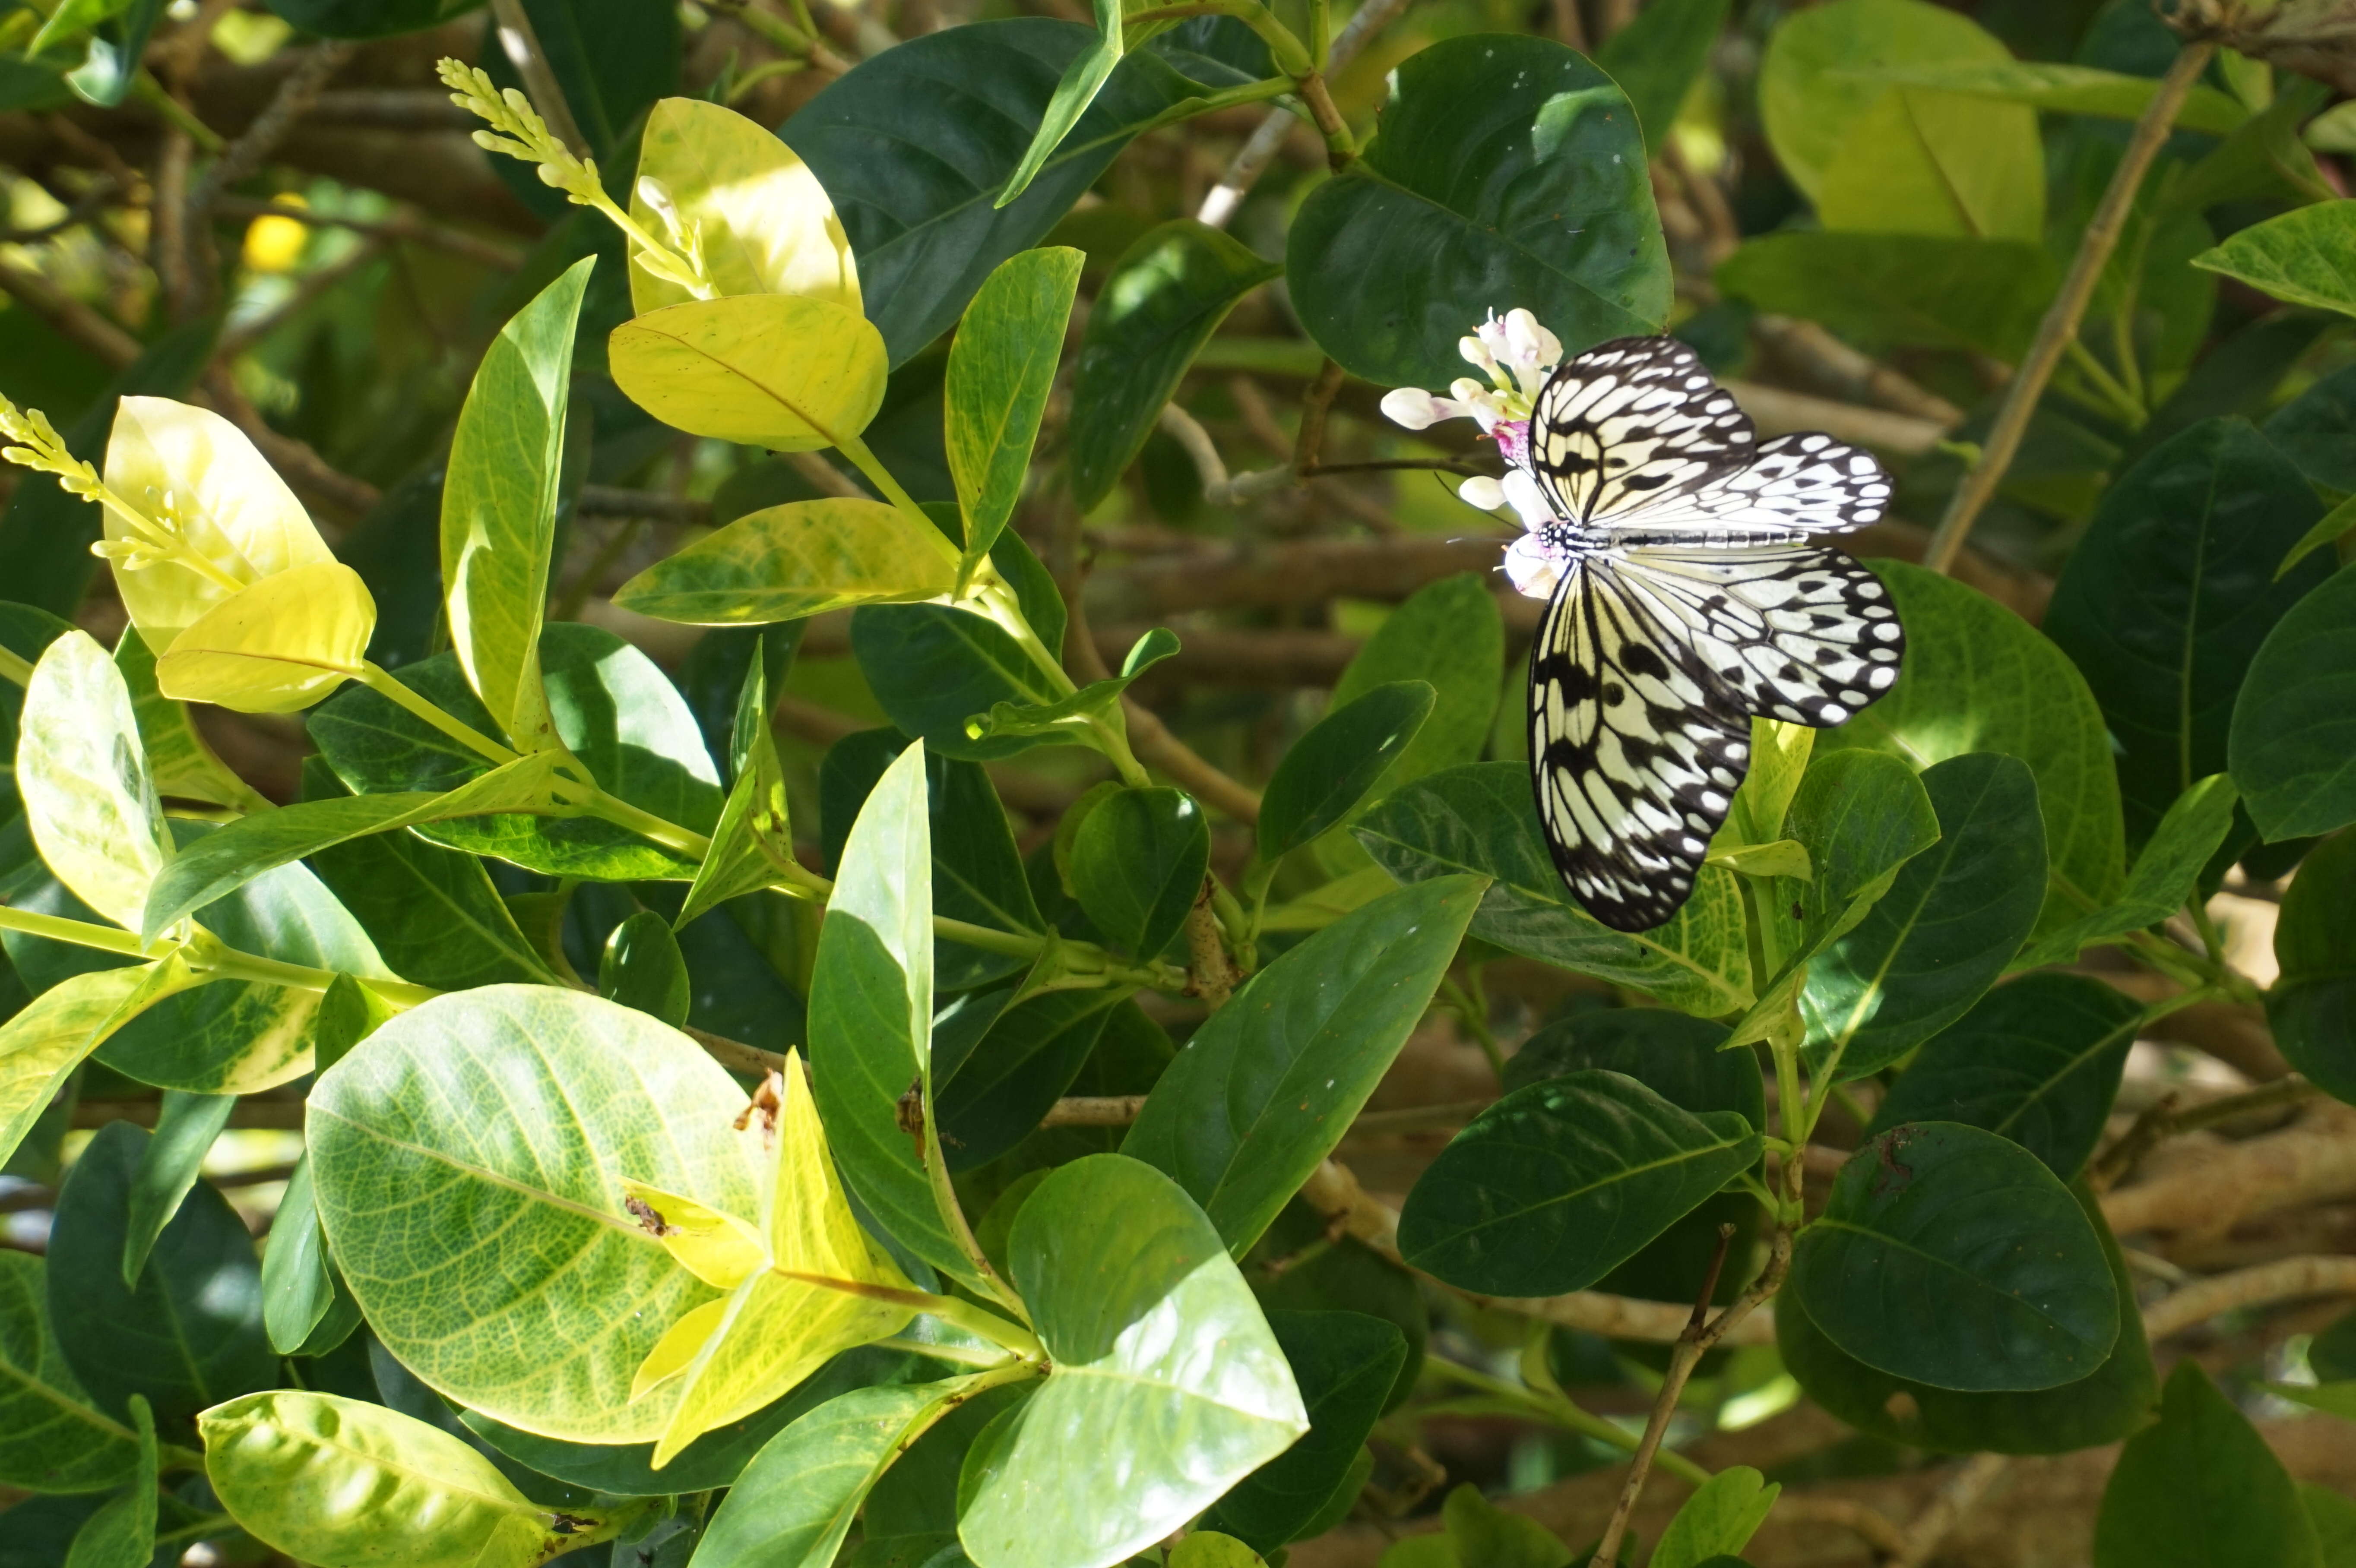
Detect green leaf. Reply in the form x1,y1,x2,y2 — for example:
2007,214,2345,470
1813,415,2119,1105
782,19,1222,364
1867,974,2140,1180
1170,1535,1266,1568
2020,774,2241,967
1332,575,1504,797
117,1090,233,1287
1123,876,1483,1256
1803,754,2048,1081
0,1252,139,1493
2274,1383,2356,1421
260,1155,349,1357
200,1391,634,1568
1652,1467,1779,1568
1393,1486,1572,1568
28,0,136,54
2045,419,2332,842
1716,233,2057,359
946,248,1083,556
47,1121,272,1434
2266,828,2356,1105
2306,1486,2356,1568
1502,1008,1764,1130
111,630,268,815
676,645,798,931
809,742,982,1290
695,1378,980,1568
995,0,1129,211
1820,562,2121,934
309,624,723,881
1597,0,1730,154
1201,1311,1406,1553
2275,494,2356,582
308,986,766,1443
1837,58,2249,133
2232,564,2356,841
613,499,960,625
852,605,1064,762
0,967,174,1172
1069,786,1207,958
2263,362,2356,495
59,0,161,108
960,1154,1305,1568
2093,1362,2324,1568
964,626,1177,745
2191,200,2356,318
1289,35,1668,389
1396,1070,1761,1297
1355,764,1751,1018
611,294,890,452
17,631,168,933
442,257,592,752
936,985,1131,1172
600,910,691,1027
1792,1122,2118,1391
1759,0,2042,240
1066,220,1279,510
1780,1179,2156,1454
1259,682,1435,863
62,1395,152,1568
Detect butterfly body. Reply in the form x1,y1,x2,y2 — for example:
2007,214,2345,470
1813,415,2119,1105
1507,336,1904,933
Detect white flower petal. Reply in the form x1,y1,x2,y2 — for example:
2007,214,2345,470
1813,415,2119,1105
1501,468,1557,531
1379,387,1443,430
1458,475,1506,510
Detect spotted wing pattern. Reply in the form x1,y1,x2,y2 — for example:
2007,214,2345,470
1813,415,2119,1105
1593,432,1896,544
1526,337,1755,525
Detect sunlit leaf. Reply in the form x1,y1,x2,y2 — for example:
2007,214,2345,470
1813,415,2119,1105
614,498,958,625
152,561,374,714
17,630,168,931
609,294,888,451
629,95,861,315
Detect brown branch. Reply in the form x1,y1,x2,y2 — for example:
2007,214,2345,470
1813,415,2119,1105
1892,1453,2012,1568
0,256,140,368
2141,1254,2356,1340
190,41,355,225
1293,358,1348,473
2100,1100,2356,1240
2087,1075,2318,1192
1120,696,1264,824
488,0,591,157
1040,1095,1147,1127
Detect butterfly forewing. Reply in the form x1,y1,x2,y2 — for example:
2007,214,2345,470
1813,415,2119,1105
1527,337,1754,525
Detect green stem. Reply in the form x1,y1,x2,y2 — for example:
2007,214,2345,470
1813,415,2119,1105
871,1335,1012,1370
0,905,169,960
1440,974,1504,1081
1132,73,1296,137
0,644,31,686
193,938,440,1009
578,784,713,861
134,71,225,152
913,1290,1047,1362
2061,338,2144,427
1771,1034,1808,1226
834,430,935,534
1424,1359,1713,1486
357,664,519,765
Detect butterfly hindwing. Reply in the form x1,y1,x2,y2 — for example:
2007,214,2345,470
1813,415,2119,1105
1527,337,1754,525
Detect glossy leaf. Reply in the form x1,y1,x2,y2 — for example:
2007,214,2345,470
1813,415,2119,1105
1802,753,2047,1081
1792,1122,2118,1391
1067,221,1279,510
1781,1176,2155,1455
1502,1008,1764,1129
2267,829,2356,1105
0,967,166,1171
1069,786,1206,958
610,294,889,451
675,644,797,930
946,247,1083,556
117,1090,233,1286
1356,764,1751,1018
936,984,1129,1172
109,629,266,814
2020,774,2241,967
441,258,592,751
308,986,766,1443
960,1154,1305,1568
61,1394,151,1568
259,1156,346,1357
0,1252,138,1493
1332,575,1504,797
151,560,374,714
46,1121,272,1433
852,605,1063,763
2093,1362,2324,1568
1259,682,1434,863
2232,563,2356,841
2045,419,2331,842
1397,1070,1761,1297
2191,200,2356,318
1716,232,2055,359
613,498,959,625
627,95,861,316
1653,1467,1778,1568
1124,876,1482,1255
1289,35,1668,389
1818,562,2122,933
200,1391,633,1568
1201,1311,1406,1553
17,631,168,932
782,19,1219,364
695,1378,978,1568
601,910,691,1027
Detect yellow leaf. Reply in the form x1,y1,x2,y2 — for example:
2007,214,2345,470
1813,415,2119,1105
608,296,887,452
613,498,959,625
102,398,331,652
629,97,860,316
154,561,376,713
618,1179,767,1289
647,1051,916,1467
628,1297,729,1402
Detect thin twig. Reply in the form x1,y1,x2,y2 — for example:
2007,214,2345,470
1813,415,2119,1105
489,0,592,157
214,196,526,272
1293,357,1348,473
1921,39,2218,573
200,370,383,516
190,41,355,224
1892,1453,2011,1568
2087,1075,2317,1192
215,238,387,361
2141,1254,2356,1340
0,257,140,368
1197,0,1416,227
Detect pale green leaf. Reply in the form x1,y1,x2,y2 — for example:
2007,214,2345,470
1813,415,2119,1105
153,560,374,714
18,630,168,931
614,498,958,625
608,294,889,451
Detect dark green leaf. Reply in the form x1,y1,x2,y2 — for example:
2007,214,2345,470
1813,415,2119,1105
0,1252,138,1493
936,985,1128,1172
1247,1202,1425,1414
783,19,1221,364
263,0,483,40
1259,682,1434,863
1069,786,1208,958
1716,234,2056,359
1124,876,1483,1256
2308,1486,2356,1568
1780,1179,2155,1454
2263,360,2356,493
46,1122,272,1436
1792,1122,2118,1392
2045,419,2332,842
2231,563,2356,841
964,627,1176,744
1332,575,1504,797
1397,1070,1761,1297
851,606,1063,763
1501,1008,1764,1131
1597,0,1730,155
117,1091,233,1287
946,248,1084,557
2093,1362,2324,1567
2266,828,2356,1105
1289,35,1669,388
260,1156,341,1357
1201,1311,1405,1553
60,1394,152,1568
1802,754,2047,1081
599,910,691,1027
1067,220,1279,509
1867,974,2141,1181
1356,763,1751,1018
2019,773,2241,967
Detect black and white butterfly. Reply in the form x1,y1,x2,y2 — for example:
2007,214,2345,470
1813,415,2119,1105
1503,336,1904,933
